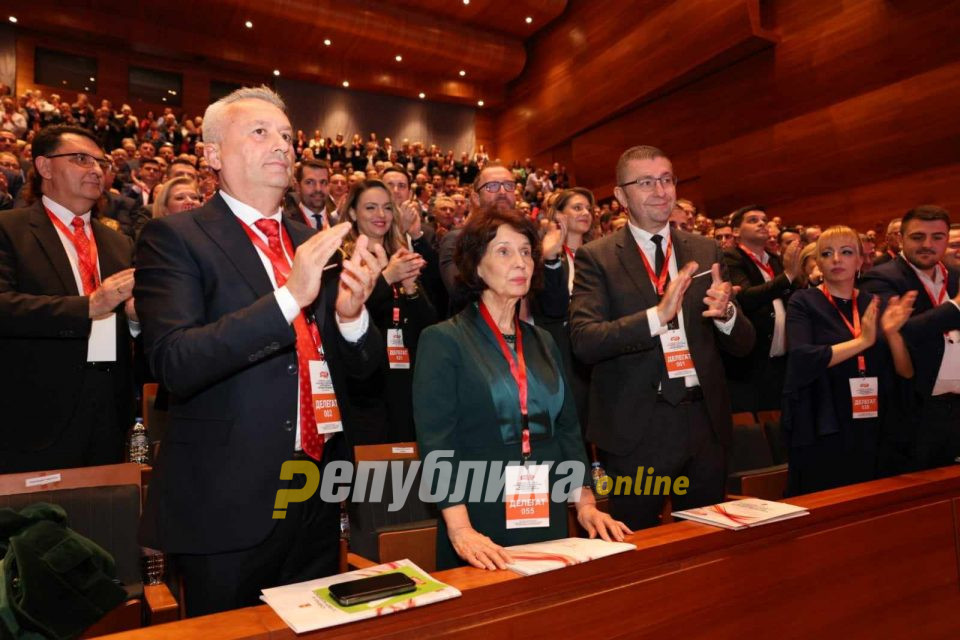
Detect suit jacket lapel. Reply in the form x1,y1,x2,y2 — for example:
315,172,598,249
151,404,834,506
672,229,698,331
615,226,659,308
195,194,275,299
27,202,78,295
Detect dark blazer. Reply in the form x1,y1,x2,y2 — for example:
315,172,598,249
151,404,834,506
569,226,755,454
413,304,589,569
0,201,134,455
722,247,795,377
134,194,382,554
96,191,145,240
860,256,960,397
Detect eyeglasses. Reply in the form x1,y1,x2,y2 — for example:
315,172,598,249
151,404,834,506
45,152,112,172
618,175,677,192
477,180,516,193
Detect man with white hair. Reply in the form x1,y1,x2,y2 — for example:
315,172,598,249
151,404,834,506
135,86,385,616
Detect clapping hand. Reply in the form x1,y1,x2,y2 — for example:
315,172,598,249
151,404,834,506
382,247,426,288
859,295,881,347
702,263,733,318
541,219,567,261
881,291,917,335
656,261,698,325
336,234,388,321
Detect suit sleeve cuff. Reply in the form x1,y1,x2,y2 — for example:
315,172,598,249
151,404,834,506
336,307,370,343
275,286,302,324
646,306,668,336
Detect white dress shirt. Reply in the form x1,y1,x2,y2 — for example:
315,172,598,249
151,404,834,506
628,221,737,388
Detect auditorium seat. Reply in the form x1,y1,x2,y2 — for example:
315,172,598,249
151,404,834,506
727,415,788,501
347,443,439,572
0,463,179,636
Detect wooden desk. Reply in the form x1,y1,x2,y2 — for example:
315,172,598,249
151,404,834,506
101,466,960,639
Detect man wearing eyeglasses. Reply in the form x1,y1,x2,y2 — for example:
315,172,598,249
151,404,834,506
569,145,754,530
0,125,136,473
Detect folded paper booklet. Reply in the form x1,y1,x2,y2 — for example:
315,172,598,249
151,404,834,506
672,498,809,530
260,559,461,633
504,537,636,576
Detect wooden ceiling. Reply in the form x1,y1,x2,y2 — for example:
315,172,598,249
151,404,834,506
8,0,568,108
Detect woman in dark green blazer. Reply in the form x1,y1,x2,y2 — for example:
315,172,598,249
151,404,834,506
413,207,630,571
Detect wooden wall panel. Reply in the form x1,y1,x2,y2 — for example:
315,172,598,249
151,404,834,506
503,0,960,229
495,0,776,163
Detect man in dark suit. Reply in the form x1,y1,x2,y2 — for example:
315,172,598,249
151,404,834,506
861,205,960,471
873,217,902,266
135,87,385,617
722,205,802,412
0,125,135,473
282,158,338,229
569,145,754,530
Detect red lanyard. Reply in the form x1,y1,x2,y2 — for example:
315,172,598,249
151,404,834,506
391,285,401,326
563,245,575,264
239,221,323,350
46,209,100,290
738,244,774,279
819,285,866,374
478,300,530,460
637,236,673,296
917,262,948,308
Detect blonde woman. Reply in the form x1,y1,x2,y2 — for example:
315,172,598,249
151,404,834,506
784,226,916,495
152,177,200,218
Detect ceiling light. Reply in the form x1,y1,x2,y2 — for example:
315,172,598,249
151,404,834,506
342,81,350,88
463,0,470,4
7,16,17,24
89,76,95,82
418,92,426,99
323,38,332,46
525,16,533,24
477,100,484,107
273,69,280,76
244,20,253,28
459,70,466,77
396,55,403,62
162,97,167,102
84,86,89,91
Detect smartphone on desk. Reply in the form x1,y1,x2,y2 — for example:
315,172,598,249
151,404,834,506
328,572,417,607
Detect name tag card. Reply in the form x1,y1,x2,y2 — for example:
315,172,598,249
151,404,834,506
386,328,411,369
309,354,343,434
660,328,696,378
850,377,879,419
505,464,550,529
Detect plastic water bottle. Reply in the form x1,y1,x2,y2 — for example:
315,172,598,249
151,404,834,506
591,461,607,495
127,418,150,465
339,504,350,541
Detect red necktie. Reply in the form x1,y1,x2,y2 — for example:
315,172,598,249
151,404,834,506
253,219,324,461
71,217,98,295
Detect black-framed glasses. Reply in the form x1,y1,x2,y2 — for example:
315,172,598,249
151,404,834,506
618,174,677,192
44,152,112,172
477,180,516,193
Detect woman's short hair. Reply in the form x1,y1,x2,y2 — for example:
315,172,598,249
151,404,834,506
153,176,198,218
816,225,863,256
455,206,544,300
339,179,406,256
